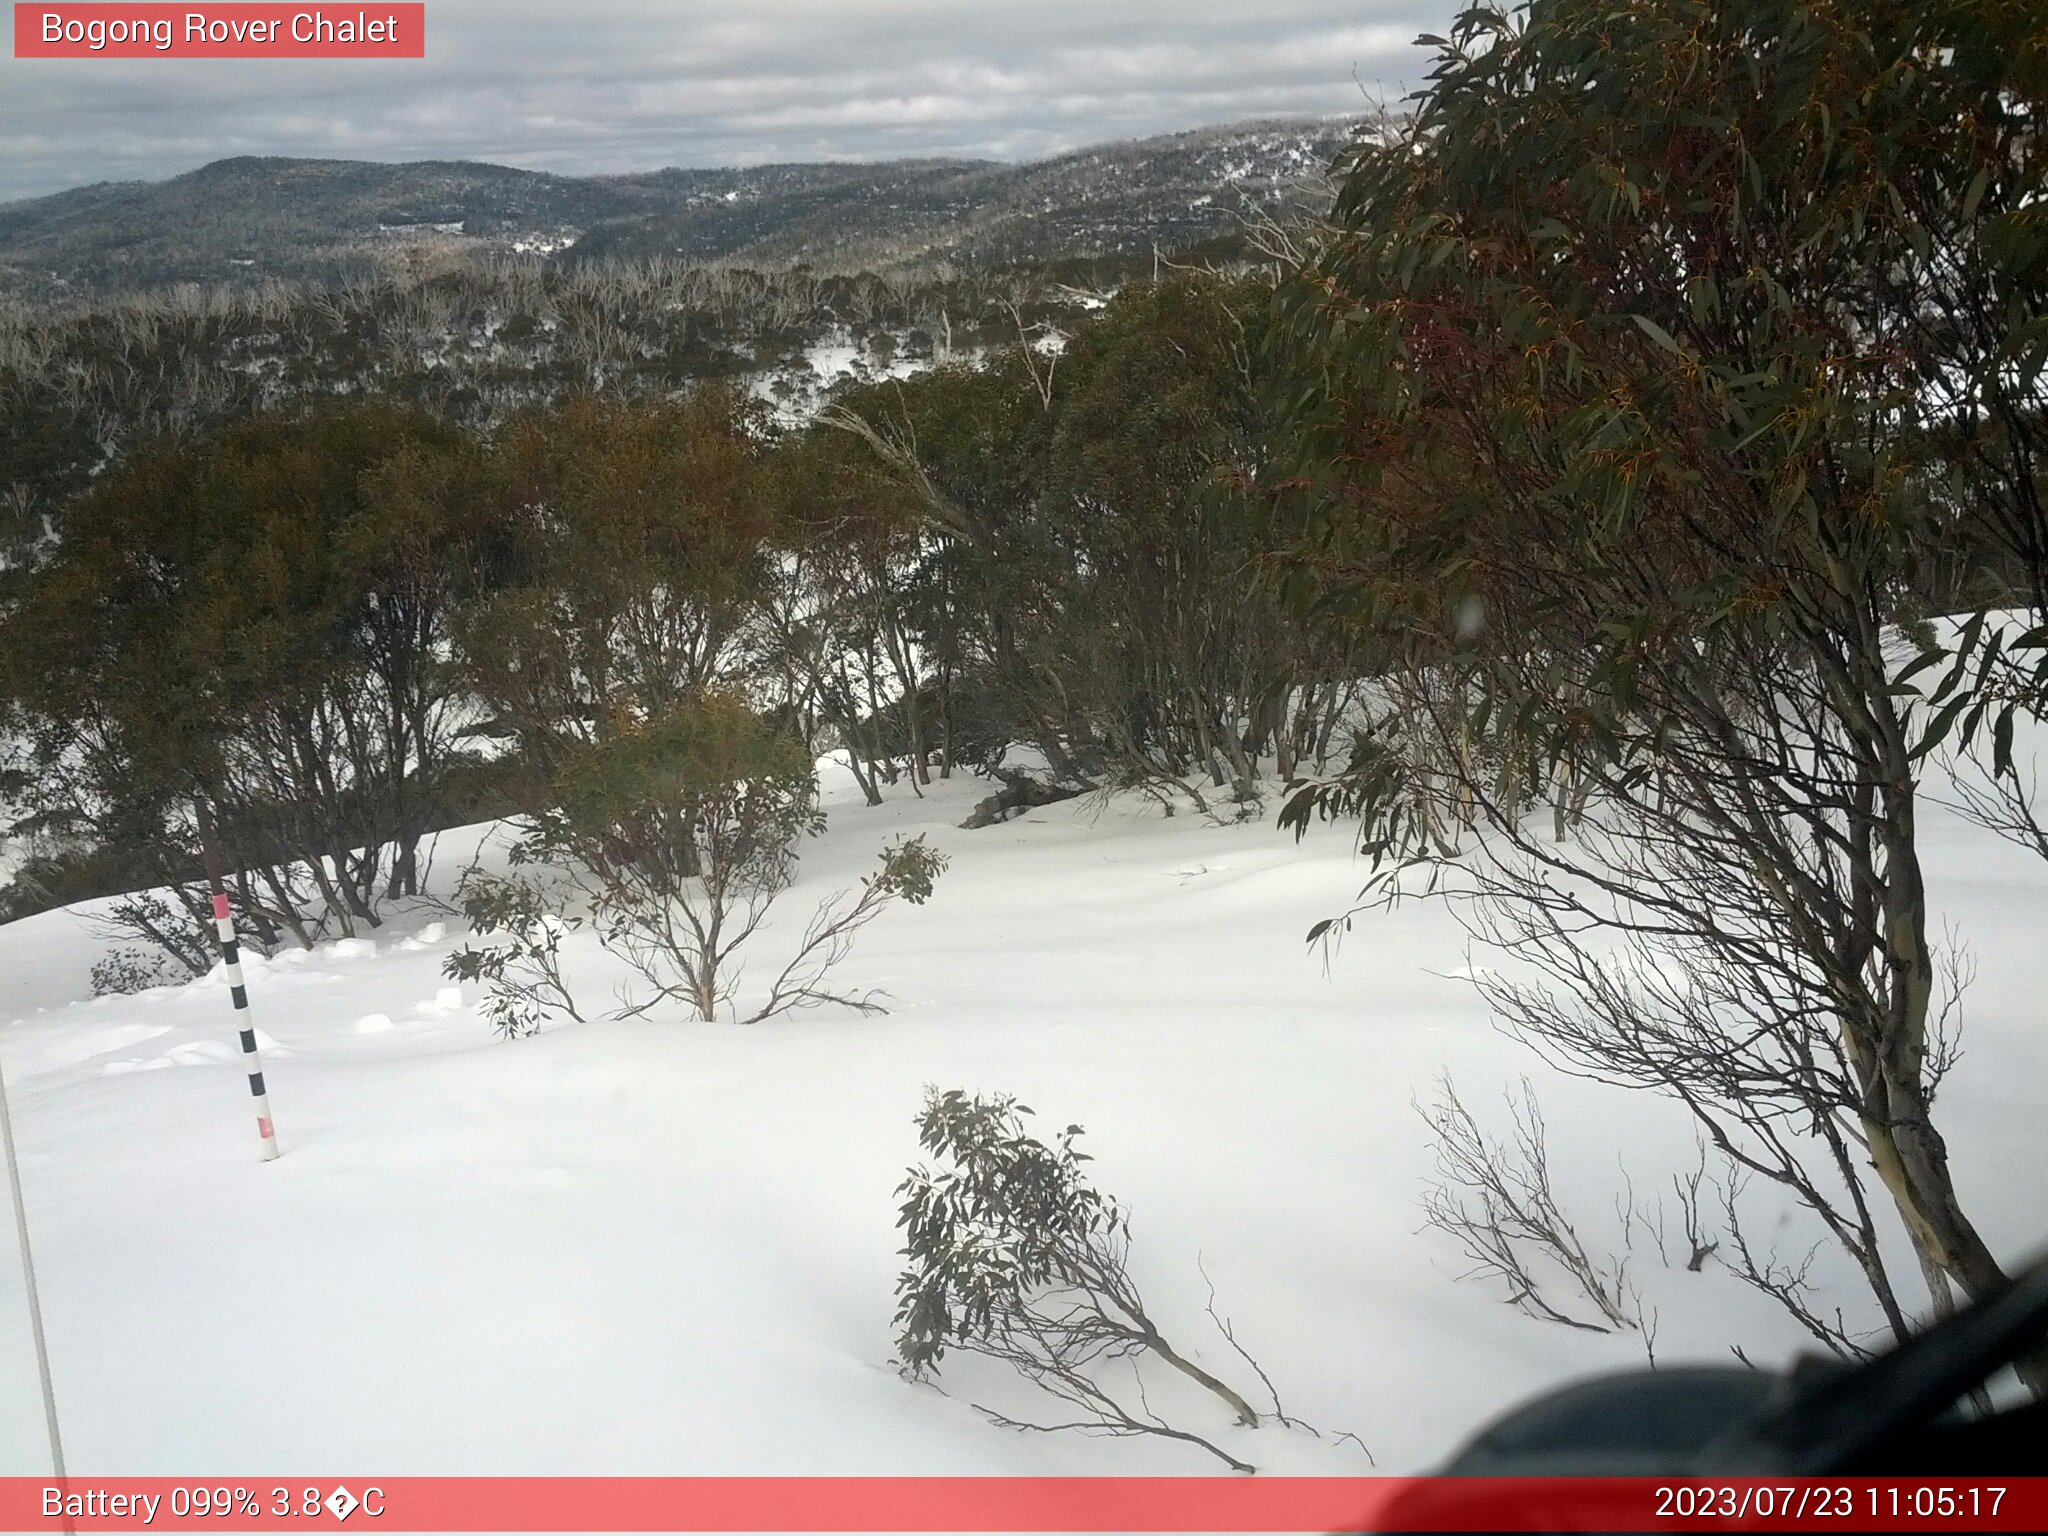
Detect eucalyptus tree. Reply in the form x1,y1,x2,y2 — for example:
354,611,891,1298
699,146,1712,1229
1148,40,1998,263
2,402,484,954
1275,0,2046,1358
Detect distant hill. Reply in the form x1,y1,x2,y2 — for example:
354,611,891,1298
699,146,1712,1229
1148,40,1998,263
0,118,1365,299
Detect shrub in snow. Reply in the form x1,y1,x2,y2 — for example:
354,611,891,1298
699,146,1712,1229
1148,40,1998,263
1418,1076,1645,1338
518,692,946,1023
441,870,584,1038
893,1088,1271,1472
96,889,215,978
90,946,186,996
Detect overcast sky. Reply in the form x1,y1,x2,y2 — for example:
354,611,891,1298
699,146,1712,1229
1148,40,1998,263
0,1,1451,203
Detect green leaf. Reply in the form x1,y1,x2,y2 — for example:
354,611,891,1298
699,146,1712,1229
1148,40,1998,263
1913,694,1971,760
1629,314,1683,354
1992,706,2016,779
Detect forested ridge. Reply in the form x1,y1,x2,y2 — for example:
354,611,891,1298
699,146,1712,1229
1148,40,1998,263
0,118,1355,299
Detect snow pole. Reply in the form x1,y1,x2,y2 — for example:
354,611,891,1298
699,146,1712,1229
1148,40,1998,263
0,1041,69,1495
196,803,281,1161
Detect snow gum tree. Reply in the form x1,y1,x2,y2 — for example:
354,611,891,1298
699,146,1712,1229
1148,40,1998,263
0,401,486,957
1274,0,2046,1368
820,278,1358,810
530,690,814,1021
508,690,945,1023
759,425,956,806
456,389,944,1022
453,387,774,803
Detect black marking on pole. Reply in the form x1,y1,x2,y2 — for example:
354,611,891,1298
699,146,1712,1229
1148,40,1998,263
198,798,280,1160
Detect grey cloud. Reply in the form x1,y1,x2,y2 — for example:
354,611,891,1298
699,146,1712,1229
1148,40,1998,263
0,1,1452,202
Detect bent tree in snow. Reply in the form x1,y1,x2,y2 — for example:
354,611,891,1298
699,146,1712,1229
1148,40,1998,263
894,1089,1283,1472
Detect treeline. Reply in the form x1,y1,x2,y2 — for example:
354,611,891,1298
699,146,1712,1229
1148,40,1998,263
0,274,1349,964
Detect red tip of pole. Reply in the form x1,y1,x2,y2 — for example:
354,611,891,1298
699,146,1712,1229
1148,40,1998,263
212,893,232,921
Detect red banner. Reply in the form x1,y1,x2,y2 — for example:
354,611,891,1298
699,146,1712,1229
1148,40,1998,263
0,1477,2043,1532
13,5,425,58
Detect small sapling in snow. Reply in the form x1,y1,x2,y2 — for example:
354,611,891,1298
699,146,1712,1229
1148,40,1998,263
442,870,584,1038
894,1088,1294,1472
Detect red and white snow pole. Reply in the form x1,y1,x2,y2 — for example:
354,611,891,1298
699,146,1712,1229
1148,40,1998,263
196,803,280,1161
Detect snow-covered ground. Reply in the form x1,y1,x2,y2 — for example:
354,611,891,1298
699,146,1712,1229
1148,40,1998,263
749,327,931,425
2,761,2045,1476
